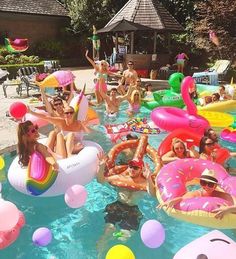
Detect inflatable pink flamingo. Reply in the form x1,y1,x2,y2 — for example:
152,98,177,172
150,76,209,134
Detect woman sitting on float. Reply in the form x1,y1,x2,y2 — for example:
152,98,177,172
158,168,234,209
161,137,199,164
17,120,59,170
27,105,91,158
158,128,230,166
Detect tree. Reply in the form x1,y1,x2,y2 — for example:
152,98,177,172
193,0,236,60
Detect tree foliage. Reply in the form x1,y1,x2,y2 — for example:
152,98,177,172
193,0,236,60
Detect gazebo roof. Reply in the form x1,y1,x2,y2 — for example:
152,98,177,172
97,19,152,33
106,0,184,33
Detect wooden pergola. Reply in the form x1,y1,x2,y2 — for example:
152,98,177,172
98,0,184,54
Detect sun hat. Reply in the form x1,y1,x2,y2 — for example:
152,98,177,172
200,168,218,184
128,159,144,168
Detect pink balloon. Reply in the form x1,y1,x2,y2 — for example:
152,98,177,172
24,110,49,128
9,102,27,119
0,200,19,231
140,220,165,248
64,185,87,208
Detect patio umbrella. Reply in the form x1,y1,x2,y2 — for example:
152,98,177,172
97,19,152,33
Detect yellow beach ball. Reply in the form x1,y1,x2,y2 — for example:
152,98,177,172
106,244,135,259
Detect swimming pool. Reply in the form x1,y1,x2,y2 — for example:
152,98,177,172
1,102,236,259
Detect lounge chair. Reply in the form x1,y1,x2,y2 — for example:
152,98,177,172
17,67,40,96
192,60,231,85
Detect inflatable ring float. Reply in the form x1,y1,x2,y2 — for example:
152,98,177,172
156,158,236,228
105,135,161,191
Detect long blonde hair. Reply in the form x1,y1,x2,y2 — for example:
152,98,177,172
130,90,141,104
171,138,187,156
17,120,33,167
99,60,109,72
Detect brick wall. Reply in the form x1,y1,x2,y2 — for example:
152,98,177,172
0,12,69,45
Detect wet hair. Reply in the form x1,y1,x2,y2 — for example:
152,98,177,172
204,128,214,138
144,83,152,91
126,133,138,140
110,88,118,93
212,92,220,101
17,120,34,167
171,138,187,156
219,85,225,90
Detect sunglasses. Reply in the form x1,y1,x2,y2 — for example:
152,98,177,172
53,102,63,107
205,142,215,146
128,63,133,66
27,125,39,134
129,165,140,170
200,180,216,188
134,94,139,96
137,81,141,83
64,111,74,115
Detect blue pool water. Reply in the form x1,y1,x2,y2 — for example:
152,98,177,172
1,102,236,259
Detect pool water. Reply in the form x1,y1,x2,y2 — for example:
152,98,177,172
1,102,236,259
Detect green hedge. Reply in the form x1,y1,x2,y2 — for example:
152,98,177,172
0,62,44,79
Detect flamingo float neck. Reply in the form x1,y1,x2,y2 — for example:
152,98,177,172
181,76,197,116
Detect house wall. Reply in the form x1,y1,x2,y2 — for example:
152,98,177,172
0,12,69,45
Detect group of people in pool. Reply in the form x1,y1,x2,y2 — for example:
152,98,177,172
85,50,152,117
15,53,236,258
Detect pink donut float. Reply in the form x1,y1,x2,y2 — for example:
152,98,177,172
0,211,25,249
155,158,236,228
151,76,209,134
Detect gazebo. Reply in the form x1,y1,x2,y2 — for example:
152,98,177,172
97,0,184,70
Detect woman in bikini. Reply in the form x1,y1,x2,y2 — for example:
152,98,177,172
27,106,90,158
175,52,189,74
17,120,59,170
127,90,142,117
85,50,121,104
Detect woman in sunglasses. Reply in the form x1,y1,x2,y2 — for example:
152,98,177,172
28,106,90,158
17,120,59,171
199,136,217,162
158,168,234,209
162,138,199,164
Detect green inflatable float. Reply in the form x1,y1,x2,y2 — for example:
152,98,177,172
142,73,185,110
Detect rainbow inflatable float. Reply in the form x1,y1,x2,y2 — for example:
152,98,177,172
156,158,236,228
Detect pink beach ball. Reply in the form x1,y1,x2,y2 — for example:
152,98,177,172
64,185,87,208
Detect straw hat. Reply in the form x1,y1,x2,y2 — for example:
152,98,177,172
200,168,218,184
